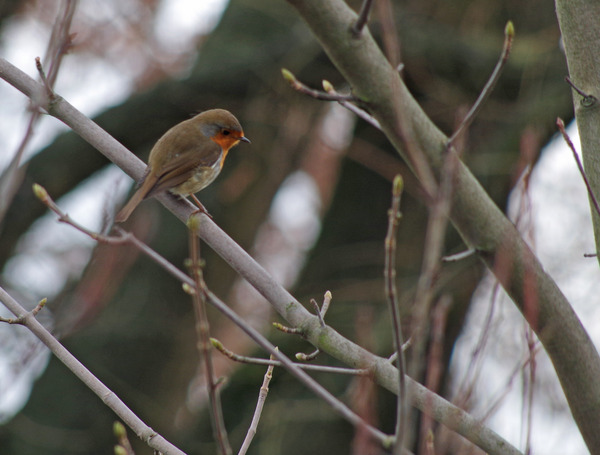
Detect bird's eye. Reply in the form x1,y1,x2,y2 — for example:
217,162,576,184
222,130,231,136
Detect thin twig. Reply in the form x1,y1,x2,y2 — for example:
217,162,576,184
321,290,332,317
296,349,320,361
211,338,368,375
311,298,326,327
272,322,303,334
43,0,77,88
419,295,451,455
442,248,476,262
479,344,542,422
35,57,54,99
287,71,379,134
375,0,401,67
409,141,460,377
0,298,47,324
523,327,537,455
238,353,276,455
352,0,375,35
387,337,413,365
282,69,356,101
322,80,381,129
565,76,597,107
0,2,76,221
448,21,515,147
384,175,408,455
556,117,600,217
187,217,232,455
33,184,128,243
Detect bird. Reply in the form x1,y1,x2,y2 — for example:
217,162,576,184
115,109,250,223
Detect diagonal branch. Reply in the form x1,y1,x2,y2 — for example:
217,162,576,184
0,56,521,455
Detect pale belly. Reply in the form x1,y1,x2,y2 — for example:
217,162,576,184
170,159,222,196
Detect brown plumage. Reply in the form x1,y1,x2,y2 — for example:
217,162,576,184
115,109,250,222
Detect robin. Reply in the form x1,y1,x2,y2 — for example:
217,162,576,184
115,109,250,222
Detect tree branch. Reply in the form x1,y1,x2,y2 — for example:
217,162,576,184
384,175,408,454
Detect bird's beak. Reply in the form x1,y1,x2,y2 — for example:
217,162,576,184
239,135,251,144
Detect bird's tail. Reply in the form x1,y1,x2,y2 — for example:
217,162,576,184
115,188,145,222
115,174,155,223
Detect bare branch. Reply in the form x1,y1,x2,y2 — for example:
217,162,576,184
0,2,76,222
311,298,326,327
565,76,597,107
384,175,408,455
238,353,276,455
35,57,54,99
352,0,374,36
211,338,368,375
296,349,320,361
322,79,382,129
320,290,332,317
448,21,514,147
409,141,460,378
187,217,232,455
0,298,47,324
282,68,356,101
272,322,303,335
556,117,600,217
442,248,477,262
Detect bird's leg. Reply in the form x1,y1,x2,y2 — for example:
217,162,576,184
189,194,213,218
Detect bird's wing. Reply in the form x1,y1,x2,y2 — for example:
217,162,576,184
146,141,223,198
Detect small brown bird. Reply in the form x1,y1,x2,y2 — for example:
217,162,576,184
115,109,250,222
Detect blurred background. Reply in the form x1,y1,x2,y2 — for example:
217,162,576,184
0,0,593,454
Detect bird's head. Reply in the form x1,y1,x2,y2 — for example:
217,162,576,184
196,108,250,151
